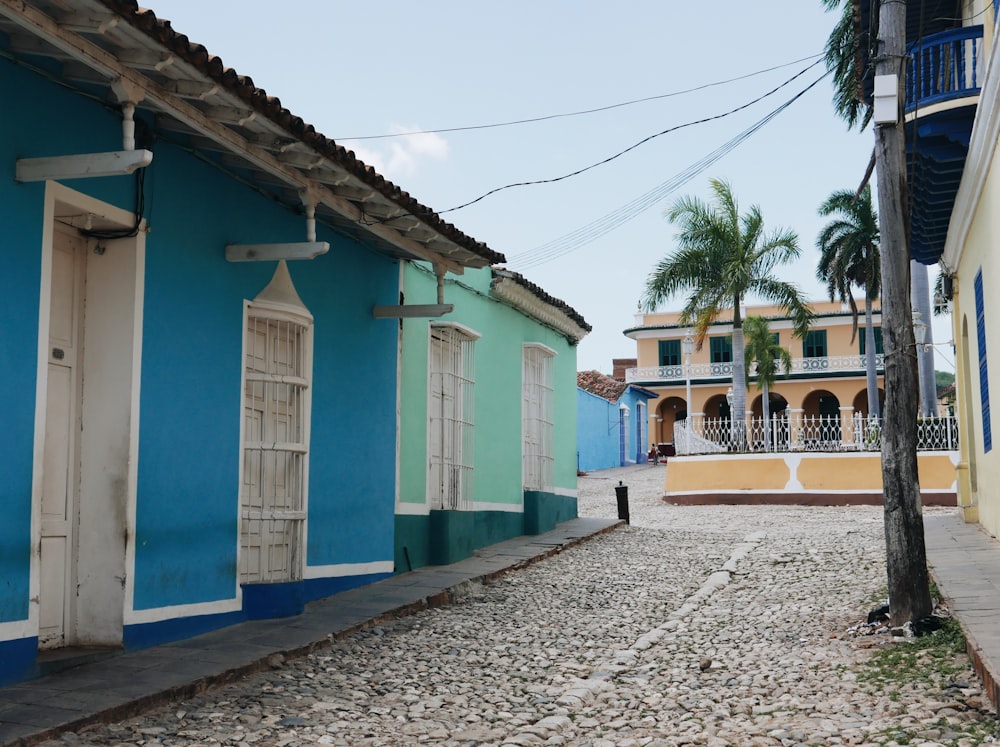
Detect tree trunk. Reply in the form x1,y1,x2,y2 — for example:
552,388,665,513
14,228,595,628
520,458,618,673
874,0,933,628
731,325,747,450
865,296,880,418
762,380,771,452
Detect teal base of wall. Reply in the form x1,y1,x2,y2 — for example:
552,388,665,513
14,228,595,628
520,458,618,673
394,492,577,571
524,491,577,535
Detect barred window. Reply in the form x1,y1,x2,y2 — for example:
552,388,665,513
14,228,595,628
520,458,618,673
428,324,478,510
240,307,312,584
523,344,555,490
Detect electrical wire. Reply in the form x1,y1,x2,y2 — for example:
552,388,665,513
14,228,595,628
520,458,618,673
432,58,826,217
506,72,830,271
336,53,824,141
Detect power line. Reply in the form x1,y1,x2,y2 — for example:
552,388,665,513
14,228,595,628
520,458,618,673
436,57,826,216
336,53,823,141
507,72,830,271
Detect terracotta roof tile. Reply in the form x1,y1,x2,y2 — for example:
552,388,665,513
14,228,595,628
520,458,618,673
105,1,504,265
577,370,628,402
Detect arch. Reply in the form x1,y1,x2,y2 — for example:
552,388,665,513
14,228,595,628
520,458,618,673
801,389,840,418
654,396,686,445
749,391,789,419
851,387,884,417
704,393,731,420
800,389,841,445
748,391,789,451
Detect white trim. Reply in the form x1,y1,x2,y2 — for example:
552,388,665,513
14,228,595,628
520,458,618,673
238,286,314,586
304,560,394,579
394,262,404,513
125,597,242,626
490,274,588,343
396,490,577,516
665,488,955,496
523,341,558,356
626,314,880,341
468,501,523,513
32,182,144,645
0,619,37,642
430,320,481,340
395,501,429,516
942,20,1000,272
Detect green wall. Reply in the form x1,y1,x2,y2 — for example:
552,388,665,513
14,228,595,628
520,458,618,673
396,263,579,568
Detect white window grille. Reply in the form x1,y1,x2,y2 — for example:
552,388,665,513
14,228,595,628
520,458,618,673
428,324,478,510
240,308,311,584
522,344,555,490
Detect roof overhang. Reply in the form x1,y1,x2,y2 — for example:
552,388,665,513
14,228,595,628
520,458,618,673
490,269,590,345
0,0,504,272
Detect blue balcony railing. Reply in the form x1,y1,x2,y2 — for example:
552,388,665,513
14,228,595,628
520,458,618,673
906,25,983,112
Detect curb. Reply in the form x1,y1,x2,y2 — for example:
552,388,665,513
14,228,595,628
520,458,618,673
4,520,624,747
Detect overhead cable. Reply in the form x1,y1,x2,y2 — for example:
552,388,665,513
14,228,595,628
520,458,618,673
336,53,823,141
435,58,826,216
507,72,830,270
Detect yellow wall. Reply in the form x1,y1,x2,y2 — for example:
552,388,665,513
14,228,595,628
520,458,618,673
629,301,885,445
664,452,958,502
953,145,1000,538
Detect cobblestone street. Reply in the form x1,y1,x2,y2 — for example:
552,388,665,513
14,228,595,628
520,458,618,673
45,465,999,746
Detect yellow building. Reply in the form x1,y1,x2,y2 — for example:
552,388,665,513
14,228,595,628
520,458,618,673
938,1,1000,534
624,301,885,449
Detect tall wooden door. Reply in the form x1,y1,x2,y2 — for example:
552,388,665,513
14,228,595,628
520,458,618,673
38,226,85,649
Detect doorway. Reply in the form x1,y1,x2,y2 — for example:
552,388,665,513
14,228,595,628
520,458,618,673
34,184,143,651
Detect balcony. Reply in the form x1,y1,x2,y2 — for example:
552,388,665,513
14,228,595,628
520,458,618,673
905,25,983,265
624,353,885,385
854,2,983,265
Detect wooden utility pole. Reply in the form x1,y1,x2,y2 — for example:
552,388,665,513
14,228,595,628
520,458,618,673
873,0,933,626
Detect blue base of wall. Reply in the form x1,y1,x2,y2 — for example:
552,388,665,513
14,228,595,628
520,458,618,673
304,572,390,602
124,610,246,651
524,491,578,535
122,571,391,652
242,581,305,620
394,492,578,571
0,636,39,686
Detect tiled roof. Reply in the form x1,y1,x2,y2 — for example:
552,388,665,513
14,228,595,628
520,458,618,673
577,370,628,402
0,0,503,268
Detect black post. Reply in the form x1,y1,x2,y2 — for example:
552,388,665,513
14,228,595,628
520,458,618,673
615,480,630,525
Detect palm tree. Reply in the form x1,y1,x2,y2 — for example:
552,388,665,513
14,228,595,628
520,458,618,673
816,185,881,418
822,0,871,130
743,316,792,452
643,178,813,449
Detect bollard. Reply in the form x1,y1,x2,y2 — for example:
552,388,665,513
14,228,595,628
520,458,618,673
615,480,630,524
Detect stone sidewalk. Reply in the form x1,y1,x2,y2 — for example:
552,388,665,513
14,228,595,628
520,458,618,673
0,465,1000,745
0,518,620,746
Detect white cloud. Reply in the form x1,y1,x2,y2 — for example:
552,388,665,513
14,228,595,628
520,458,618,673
341,125,448,182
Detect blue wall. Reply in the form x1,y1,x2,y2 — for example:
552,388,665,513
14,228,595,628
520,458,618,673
0,55,399,636
576,388,655,472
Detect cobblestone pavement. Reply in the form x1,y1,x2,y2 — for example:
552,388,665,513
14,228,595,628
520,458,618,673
46,465,999,746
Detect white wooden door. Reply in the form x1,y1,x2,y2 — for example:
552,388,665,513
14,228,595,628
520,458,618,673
39,227,84,649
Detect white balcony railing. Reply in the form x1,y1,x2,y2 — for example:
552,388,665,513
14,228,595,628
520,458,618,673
671,413,957,455
625,354,885,384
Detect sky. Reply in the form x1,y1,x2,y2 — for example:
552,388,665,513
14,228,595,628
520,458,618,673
147,0,954,375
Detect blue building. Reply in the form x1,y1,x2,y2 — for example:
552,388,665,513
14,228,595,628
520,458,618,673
0,1,505,685
577,371,657,472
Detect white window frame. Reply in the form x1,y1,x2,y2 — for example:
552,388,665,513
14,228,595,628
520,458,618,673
427,323,479,510
238,301,313,584
522,343,556,491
